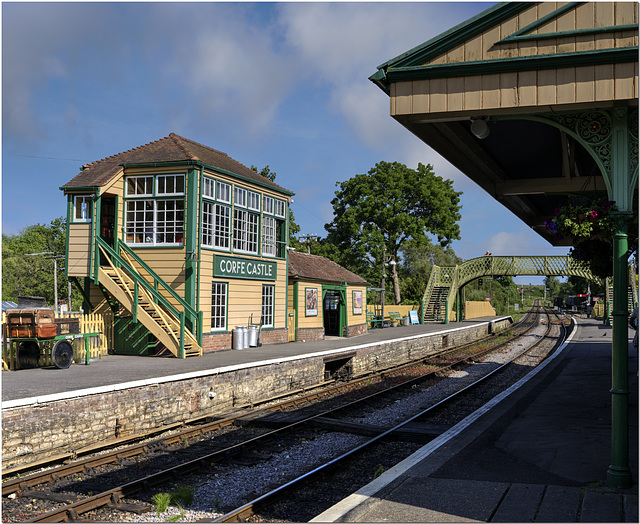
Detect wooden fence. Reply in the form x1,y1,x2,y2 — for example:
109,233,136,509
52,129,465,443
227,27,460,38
2,311,114,370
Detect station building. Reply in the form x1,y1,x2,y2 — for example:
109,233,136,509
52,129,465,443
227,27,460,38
287,250,369,342
61,133,368,357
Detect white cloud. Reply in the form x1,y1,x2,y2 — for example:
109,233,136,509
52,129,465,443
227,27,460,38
278,2,492,155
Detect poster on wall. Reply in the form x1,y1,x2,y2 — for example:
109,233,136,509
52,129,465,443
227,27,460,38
306,288,318,316
353,290,363,315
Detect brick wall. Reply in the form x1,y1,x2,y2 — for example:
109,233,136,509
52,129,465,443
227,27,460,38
296,327,324,342
2,318,511,469
259,328,288,345
202,332,233,352
345,323,367,338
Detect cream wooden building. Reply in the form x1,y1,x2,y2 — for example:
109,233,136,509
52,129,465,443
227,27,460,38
61,133,294,356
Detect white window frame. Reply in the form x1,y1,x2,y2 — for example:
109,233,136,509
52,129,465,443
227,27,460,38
262,285,275,327
248,190,261,212
274,199,286,218
125,199,155,244
234,187,247,208
73,195,93,223
202,201,231,251
156,174,185,196
263,196,274,215
126,176,154,197
262,216,277,257
217,181,231,204
203,177,215,199
233,208,259,254
125,198,184,246
211,282,228,331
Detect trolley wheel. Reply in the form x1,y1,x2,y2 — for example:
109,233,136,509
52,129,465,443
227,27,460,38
52,340,74,369
17,341,41,369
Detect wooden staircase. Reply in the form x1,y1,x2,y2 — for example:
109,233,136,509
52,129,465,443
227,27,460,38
97,242,201,358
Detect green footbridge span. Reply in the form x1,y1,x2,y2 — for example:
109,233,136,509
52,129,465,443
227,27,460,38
422,255,637,323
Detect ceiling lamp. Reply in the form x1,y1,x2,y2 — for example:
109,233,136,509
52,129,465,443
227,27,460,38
470,118,490,139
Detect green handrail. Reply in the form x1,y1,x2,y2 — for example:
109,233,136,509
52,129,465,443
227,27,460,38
114,238,199,321
95,237,198,332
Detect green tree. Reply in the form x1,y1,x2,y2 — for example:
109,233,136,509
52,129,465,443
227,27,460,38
325,161,462,304
251,165,301,250
2,218,68,307
399,240,462,304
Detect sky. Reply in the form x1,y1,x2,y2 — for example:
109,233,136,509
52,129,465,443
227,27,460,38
2,1,572,284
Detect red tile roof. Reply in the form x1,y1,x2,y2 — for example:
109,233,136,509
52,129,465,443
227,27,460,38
288,250,368,285
61,133,292,195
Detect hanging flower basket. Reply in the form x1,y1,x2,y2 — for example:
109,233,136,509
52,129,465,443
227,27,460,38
545,197,619,242
544,197,623,279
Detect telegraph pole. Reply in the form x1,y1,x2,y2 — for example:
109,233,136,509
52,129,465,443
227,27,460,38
298,234,318,254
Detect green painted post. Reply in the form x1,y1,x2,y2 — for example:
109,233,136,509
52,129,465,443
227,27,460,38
179,310,186,359
444,299,449,325
85,336,90,365
607,226,632,488
184,168,198,332
133,281,138,324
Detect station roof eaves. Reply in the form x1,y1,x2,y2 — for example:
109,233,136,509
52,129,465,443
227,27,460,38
61,133,294,196
288,250,368,286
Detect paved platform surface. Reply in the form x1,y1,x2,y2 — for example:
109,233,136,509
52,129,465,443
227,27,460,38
312,317,639,523
2,318,504,404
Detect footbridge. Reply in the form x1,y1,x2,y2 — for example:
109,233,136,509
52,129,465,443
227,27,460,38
421,255,632,323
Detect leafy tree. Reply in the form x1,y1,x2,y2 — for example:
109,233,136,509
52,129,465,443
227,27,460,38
399,240,462,304
2,217,71,307
251,165,301,250
325,161,462,304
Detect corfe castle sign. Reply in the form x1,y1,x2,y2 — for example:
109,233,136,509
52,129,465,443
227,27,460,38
214,255,277,281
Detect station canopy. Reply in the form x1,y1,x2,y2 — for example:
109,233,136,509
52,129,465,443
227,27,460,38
370,2,638,246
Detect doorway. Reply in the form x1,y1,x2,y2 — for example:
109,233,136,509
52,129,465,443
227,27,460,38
323,289,345,337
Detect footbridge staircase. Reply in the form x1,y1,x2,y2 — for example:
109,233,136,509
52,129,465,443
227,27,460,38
422,256,636,323
84,238,203,357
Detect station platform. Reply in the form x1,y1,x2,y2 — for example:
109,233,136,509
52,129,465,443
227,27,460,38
312,317,639,523
1,317,506,405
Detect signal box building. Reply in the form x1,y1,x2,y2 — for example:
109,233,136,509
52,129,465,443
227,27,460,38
61,134,294,357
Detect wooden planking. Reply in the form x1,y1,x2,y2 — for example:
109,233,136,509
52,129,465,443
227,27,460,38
393,59,637,116
200,250,288,331
346,286,367,327
68,224,91,277
422,2,637,67
129,248,186,311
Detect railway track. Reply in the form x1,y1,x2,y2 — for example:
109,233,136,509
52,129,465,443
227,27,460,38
2,307,568,522
217,307,570,523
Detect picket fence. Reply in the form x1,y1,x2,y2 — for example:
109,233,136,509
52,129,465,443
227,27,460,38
2,311,114,370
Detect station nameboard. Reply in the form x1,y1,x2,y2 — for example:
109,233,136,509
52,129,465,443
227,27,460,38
213,255,277,281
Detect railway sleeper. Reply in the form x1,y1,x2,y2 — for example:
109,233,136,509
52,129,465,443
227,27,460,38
22,490,77,504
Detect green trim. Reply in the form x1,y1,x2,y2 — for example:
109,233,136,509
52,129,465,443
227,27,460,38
64,195,72,278
92,196,101,284
184,168,198,319
60,186,100,192
196,167,203,341
498,2,581,43
375,2,528,71
293,281,298,340
501,24,639,44
210,280,229,332
378,47,638,86
122,160,294,197
322,284,348,337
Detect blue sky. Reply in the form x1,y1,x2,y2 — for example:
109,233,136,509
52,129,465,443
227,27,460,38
2,1,570,283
